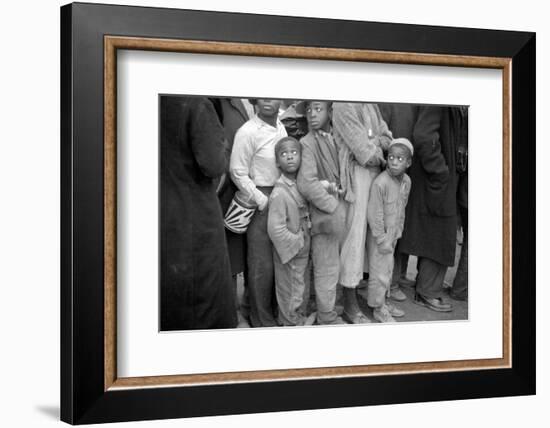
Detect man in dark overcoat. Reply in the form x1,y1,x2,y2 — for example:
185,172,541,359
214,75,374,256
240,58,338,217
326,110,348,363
398,106,461,312
450,106,469,300
160,96,237,330
210,98,253,325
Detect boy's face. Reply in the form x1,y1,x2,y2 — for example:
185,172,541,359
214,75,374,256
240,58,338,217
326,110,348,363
276,140,301,175
305,101,331,131
387,144,412,178
256,99,281,119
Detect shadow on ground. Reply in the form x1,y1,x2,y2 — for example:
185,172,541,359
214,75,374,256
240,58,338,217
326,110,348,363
35,405,59,420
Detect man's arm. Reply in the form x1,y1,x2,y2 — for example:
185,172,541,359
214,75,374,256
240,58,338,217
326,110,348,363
229,126,269,210
189,99,227,178
412,106,449,187
333,103,378,166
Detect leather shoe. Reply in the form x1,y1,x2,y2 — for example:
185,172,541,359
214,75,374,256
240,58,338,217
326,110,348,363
373,306,395,323
386,302,405,317
389,287,407,302
398,277,416,288
414,294,453,312
449,290,468,301
343,311,371,324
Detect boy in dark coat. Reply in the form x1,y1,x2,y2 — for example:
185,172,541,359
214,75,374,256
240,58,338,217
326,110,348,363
160,96,237,330
297,101,347,325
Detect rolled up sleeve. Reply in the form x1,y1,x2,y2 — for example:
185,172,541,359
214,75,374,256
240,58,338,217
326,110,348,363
230,128,269,209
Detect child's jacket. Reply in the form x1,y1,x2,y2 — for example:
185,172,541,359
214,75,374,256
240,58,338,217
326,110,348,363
267,175,310,264
367,169,411,247
297,130,345,236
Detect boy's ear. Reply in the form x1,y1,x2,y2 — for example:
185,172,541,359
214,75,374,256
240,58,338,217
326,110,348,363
406,157,412,168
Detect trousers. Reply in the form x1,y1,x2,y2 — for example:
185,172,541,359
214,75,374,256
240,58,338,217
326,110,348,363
416,256,448,300
339,166,378,288
452,205,468,298
311,232,341,324
366,230,394,308
246,187,278,327
273,232,311,326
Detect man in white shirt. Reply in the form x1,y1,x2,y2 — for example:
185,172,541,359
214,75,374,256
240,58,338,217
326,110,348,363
230,99,287,327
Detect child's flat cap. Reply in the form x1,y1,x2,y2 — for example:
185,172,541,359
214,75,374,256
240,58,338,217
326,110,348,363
389,138,414,157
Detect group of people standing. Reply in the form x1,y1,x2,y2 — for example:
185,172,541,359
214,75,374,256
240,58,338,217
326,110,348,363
159,95,467,331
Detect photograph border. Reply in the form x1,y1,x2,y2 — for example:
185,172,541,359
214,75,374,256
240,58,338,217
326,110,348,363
105,35,510,389
61,2,535,424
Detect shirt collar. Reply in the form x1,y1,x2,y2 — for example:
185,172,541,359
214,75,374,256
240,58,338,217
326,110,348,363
279,174,297,187
316,127,332,138
253,114,283,130
385,168,405,182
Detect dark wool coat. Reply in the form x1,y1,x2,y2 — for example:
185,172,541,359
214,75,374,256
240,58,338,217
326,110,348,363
397,106,460,267
379,103,418,141
160,96,237,331
210,98,250,276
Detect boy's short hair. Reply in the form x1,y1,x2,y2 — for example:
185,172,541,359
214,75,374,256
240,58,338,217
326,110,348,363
295,100,333,116
274,136,301,157
389,138,414,158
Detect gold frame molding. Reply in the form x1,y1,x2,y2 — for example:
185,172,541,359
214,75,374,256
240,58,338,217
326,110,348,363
103,35,512,391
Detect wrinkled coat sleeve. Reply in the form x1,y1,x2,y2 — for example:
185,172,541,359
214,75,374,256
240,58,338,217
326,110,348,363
333,104,379,166
267,190,304,264
297,143,338,214
189,100,227,178
367,181,387,245
412,106,449,190
374,106,393,151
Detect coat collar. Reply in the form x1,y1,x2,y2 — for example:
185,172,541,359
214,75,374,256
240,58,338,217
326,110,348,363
228,98,250,121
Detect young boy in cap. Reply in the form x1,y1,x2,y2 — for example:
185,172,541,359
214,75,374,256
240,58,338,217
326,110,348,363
267,136,312,326
363,138,413,322
297,100,347,325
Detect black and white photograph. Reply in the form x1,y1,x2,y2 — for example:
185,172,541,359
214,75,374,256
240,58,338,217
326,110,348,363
159,96,468,331
1,0,542,426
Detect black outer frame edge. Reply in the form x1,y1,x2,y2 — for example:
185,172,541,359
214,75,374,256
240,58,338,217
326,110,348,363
60,2,536,424
60,3,74,425
70,1,532,57
78,370,534,425
511,34,536,392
